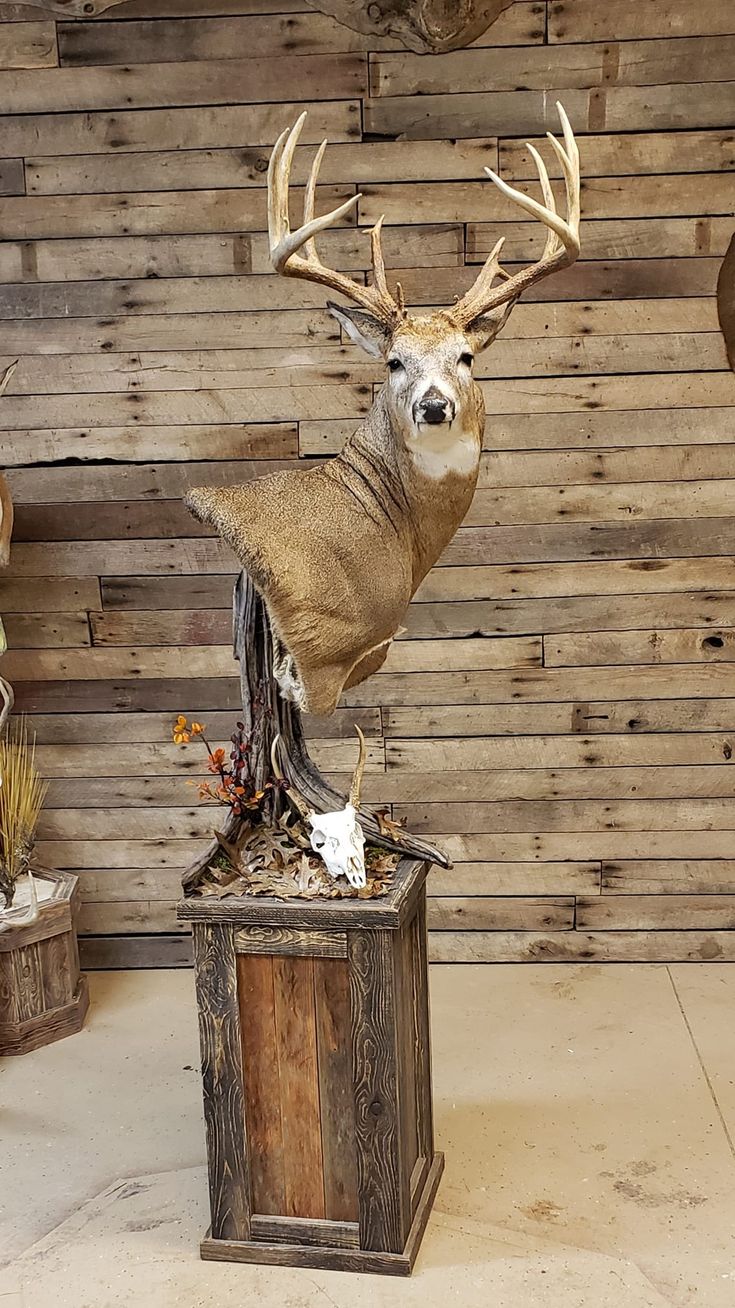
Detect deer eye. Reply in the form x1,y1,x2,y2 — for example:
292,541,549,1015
387,357,404,373
459,351,474,367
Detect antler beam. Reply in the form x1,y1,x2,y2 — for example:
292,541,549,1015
451,101,581,327
268,113,404,327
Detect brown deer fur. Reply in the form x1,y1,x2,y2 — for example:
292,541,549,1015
186,313,490,715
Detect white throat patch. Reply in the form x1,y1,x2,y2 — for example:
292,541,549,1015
407,418,480,481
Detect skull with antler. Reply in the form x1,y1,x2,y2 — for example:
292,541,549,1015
307,727,367,887
273,728,368,887
187,105,581,718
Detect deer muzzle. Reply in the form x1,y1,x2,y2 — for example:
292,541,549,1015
413,387,456,426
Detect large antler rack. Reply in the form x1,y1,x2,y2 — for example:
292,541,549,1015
268,112,405,328
450,100,581,328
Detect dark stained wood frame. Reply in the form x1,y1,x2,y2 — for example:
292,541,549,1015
180,857,443,1275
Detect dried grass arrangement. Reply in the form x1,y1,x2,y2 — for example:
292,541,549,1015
0,717,47,911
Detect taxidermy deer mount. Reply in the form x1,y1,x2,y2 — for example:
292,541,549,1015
187,103,581,718
184,104,580,887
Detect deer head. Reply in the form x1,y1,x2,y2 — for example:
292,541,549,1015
269,104,580,469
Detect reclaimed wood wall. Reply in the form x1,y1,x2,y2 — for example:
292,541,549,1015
0,0,734,966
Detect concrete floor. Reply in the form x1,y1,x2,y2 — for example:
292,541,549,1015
1,965,734,1307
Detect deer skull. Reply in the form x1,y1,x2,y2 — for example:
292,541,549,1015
271,726,368,888
308,803,366,888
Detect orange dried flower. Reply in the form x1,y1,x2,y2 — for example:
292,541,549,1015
207,747,226,774
191,722,205,735
172,714,190,745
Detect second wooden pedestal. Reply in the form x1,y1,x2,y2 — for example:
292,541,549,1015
178,857,443,1275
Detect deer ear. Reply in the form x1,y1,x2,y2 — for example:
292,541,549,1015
327,301,392,359
465,302,516,354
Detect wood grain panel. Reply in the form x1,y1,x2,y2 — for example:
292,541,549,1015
272,955,325,1219
372,37,735,98
549,0,734,41
364,83,735,140
2,3,734,963
0,53,366,114
313,958,359,1223
0,99,360,157
349,928,406,1252
0,19,55,67
236,953,285,1216
192,922,250,1240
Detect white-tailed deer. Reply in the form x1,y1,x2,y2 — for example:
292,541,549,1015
187,103,580,717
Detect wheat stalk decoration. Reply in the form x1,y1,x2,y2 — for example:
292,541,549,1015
0,717,47,910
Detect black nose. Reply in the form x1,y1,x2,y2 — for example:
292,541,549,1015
420,399,449,425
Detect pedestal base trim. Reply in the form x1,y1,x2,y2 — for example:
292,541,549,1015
200,1152,444,1276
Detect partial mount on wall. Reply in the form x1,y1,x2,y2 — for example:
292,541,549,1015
301,0,515,52
19,0,515,52
11,0,119,14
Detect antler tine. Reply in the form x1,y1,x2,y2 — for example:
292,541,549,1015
302,137,329,261
451,101,581,328
267,114,402,325
268,114,361,274
526,142,559,261
369,215,389,298
348,725,367,810
266,120,295,258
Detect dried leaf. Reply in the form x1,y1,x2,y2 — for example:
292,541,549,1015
193,816,394,903
374,809,408,841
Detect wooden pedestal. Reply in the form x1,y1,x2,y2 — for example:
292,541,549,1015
0,867,89,1056
178,857,443,1275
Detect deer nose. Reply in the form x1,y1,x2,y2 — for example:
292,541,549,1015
414,389,455,425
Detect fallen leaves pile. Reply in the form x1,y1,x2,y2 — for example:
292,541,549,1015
193,811,397,901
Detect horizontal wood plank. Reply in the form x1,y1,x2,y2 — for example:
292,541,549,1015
428,931,735,963
364,83,735,140
0,19,55,68
549,0,735,41
0,99,360,159
548,627,735,668
0,53,367,114
577,895,735,930
601,861,735,895
372,37,735,98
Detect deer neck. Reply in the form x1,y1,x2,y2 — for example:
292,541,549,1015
330,386,483,588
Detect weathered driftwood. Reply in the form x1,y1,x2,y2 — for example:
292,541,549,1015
181,570,448,894
303,0,514,52
20,0,513,50
7,0,123,15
